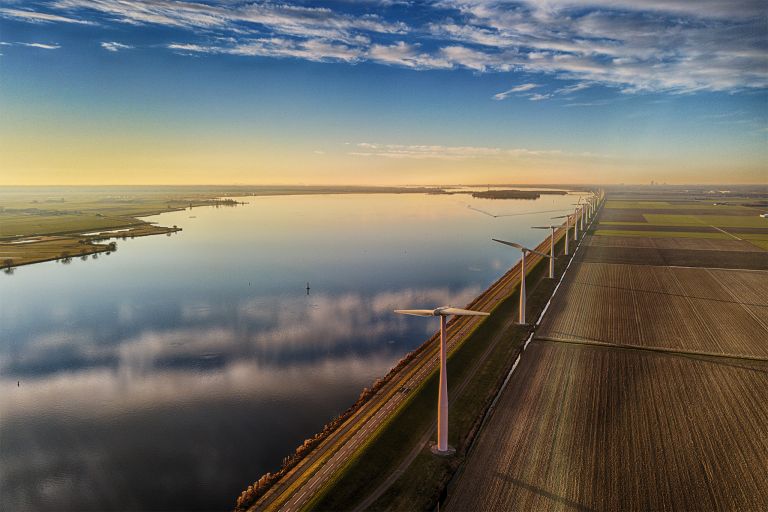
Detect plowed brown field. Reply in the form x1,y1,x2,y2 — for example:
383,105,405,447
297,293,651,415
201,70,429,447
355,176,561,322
447,195,768,512
577,244,768,269
587,234,765,252
448,341,768,511
595,224,768,235
538,261,768,357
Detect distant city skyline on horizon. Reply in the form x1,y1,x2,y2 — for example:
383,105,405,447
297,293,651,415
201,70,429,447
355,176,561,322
1,1,766,186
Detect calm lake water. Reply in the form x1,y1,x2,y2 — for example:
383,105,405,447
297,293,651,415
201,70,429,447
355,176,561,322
1,191,579,511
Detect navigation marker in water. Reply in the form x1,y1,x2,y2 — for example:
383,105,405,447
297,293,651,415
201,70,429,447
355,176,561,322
393,306,489,455
492,238,552,325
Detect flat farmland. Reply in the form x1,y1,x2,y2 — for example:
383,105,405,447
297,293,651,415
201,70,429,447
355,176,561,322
447,340,768,512
595,224,768,235
537,261,768,357
594,198,768,252
446,192,768,511
642,213,768,228
577,242,768,269
605,200,761,216
598,209,648,222
586,234,765,252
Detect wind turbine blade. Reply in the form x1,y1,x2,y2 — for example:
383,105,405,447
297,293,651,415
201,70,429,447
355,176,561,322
528,249,552,258
467,206,496,218
531,226,550,229
439,307,490,317
492,238,526,251
394,309,436,317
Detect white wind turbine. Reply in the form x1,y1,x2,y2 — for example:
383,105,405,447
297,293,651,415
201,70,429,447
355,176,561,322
492,238,552,325
586,194,596,219
551,214,573,255
531,225,557,278
393,305,489,455
569,203,581,240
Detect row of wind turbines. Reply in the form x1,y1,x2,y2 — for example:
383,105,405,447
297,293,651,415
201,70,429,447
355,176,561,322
395,191,603,454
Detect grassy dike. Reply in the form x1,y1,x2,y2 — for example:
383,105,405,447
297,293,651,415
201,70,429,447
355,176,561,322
305,236,569,512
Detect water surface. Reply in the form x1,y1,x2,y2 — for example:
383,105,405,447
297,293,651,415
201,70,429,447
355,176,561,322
0,191,579,511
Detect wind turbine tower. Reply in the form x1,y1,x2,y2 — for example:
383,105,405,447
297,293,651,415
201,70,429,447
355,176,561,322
552,214,572,255
393,306,489,455
492,238,552,324
531,225,557,278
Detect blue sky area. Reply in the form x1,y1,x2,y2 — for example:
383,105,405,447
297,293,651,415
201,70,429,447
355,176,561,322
0,1,766,185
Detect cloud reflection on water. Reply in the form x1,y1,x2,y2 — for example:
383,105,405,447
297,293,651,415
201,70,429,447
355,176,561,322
2,286,480,380
1,285,481,511
1,352,400,512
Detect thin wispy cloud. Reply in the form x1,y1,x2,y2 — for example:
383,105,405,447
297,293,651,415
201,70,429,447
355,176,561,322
1,0,765,93
434,0,768,92
168,38,362,63
1,41,62,50
100,41,132,52
350,142,605,160
0,7,94,25
493,83,538,100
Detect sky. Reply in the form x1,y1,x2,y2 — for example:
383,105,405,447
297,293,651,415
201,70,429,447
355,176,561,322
0,0,766,186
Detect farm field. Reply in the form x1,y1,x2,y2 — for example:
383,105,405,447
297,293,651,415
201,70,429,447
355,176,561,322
577,242,768,269
585,235,764,252
592,229,735,239
537,260,768,357
447,191,768,511
595,224,768,234
594,195,768,252
605,200,762,211
589,194,768,258
447,340,768,512
746,238,768,250
642,213,768,227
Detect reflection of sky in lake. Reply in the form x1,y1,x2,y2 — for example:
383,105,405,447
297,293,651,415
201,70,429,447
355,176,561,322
0,192,580,511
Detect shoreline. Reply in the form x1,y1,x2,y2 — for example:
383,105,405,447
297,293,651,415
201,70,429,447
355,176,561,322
0,197,241,269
